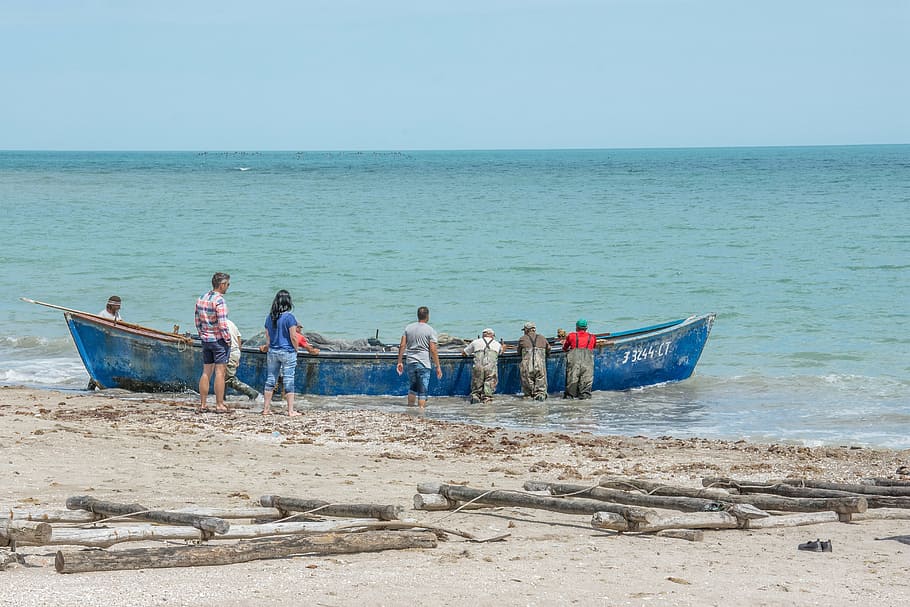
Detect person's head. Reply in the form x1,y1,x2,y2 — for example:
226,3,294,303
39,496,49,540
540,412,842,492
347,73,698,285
482,328,495,338
270,290,293,326
576,318,588,331
523,321,536,334
106,295,121,313
417,306,430,321
212,272,231,292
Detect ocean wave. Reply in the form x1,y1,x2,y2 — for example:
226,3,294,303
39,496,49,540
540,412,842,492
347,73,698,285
0,335,77,356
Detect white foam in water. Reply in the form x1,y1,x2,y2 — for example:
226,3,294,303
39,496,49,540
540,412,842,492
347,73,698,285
0,357,88,389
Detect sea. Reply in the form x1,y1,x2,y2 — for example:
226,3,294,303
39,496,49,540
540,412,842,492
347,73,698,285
1,146,908,448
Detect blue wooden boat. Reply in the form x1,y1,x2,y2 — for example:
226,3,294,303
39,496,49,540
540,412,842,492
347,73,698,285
31,298,714,396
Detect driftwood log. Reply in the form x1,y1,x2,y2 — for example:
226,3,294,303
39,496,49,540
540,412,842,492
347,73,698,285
857,509,910,521
702,478,909,509
0,520,53,546
656,529,704,542
66,496,230,535
596,477,735,500
592,510,743,533
412,493,488,511
31,518,377,548
4,506,286,524
260,496,402,521
780,479,910,496
4,508,99,524
414,493,458,511
55,530,437,573
530,481,735,512
596,477,867,519
865,478,910,487
419,482,658,519
591,509,848,533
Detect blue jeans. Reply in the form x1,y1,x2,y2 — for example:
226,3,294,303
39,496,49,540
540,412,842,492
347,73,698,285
265,350,297,393
406,362,431,399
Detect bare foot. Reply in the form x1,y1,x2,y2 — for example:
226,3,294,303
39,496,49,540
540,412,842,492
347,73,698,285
215,406,229,413
287,410,301,417
262,408,271,416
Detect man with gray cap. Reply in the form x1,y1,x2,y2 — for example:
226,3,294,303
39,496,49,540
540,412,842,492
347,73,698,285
563,318,597,399
517,321,550,400
462,327,503,404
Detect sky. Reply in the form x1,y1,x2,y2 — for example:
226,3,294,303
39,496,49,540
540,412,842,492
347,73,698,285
2,0,908,151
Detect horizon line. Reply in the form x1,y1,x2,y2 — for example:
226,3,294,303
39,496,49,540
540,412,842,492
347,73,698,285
2,142,908,154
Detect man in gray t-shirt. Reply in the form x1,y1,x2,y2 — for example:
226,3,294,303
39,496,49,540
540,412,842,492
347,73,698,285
396,306,443,407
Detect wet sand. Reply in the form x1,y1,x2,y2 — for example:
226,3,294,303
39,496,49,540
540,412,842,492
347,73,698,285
2,385,909,606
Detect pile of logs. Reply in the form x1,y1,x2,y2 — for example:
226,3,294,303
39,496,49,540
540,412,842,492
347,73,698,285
413,475,910,542
2,494,435,573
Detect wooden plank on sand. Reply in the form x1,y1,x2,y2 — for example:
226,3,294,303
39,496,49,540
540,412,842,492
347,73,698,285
260,495,402,521
55,530,437,573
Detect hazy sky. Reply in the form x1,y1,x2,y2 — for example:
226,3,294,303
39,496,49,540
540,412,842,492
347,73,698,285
2,0,908,150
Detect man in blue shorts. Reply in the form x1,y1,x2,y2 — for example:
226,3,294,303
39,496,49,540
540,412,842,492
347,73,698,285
396,306,443,408
195,272,232,412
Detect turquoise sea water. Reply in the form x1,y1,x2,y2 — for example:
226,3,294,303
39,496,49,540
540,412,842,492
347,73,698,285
1,147,908,447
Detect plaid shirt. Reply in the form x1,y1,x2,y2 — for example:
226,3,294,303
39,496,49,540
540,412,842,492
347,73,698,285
195,290,230,343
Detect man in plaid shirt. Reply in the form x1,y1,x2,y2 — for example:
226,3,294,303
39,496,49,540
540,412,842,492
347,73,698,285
195,272,232,412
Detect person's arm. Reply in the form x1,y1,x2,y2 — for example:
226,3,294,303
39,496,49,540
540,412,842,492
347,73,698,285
430,341,442,378
298,332,320,355
259,328,270,352
396,335,407,375
215,300,231,344
193,302,203,334
289,324,300,353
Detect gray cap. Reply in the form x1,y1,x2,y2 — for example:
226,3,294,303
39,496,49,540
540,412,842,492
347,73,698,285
523,322,536,330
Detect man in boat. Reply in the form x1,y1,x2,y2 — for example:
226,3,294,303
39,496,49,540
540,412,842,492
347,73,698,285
98,296,122,321
517,321,550,400
194,272,232,413
396,306,443,408
461,327,502,404
224,319,260,401
294,324,321,356
563,318,596,399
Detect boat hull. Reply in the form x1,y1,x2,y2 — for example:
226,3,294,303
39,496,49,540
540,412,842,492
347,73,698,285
65,312,715,396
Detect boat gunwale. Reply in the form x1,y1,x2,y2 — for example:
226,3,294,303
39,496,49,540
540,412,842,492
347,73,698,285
67,311,714,361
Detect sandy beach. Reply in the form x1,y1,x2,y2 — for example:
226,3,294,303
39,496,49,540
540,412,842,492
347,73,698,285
3,385,910,607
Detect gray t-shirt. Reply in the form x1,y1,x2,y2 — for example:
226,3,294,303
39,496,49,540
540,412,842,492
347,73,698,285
403,321,438,368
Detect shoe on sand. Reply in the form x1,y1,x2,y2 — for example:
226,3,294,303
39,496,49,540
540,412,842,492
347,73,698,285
798,539,832,552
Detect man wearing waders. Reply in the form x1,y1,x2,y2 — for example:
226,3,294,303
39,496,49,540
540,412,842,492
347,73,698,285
563,318,596,399
517,321,551,400
462,327,503,404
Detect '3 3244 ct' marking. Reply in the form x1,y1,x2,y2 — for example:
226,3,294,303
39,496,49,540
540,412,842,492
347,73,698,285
621,341,671,364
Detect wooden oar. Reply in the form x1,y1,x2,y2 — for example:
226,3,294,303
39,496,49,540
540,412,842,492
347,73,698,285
20,297,98,317
20,297,191,343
